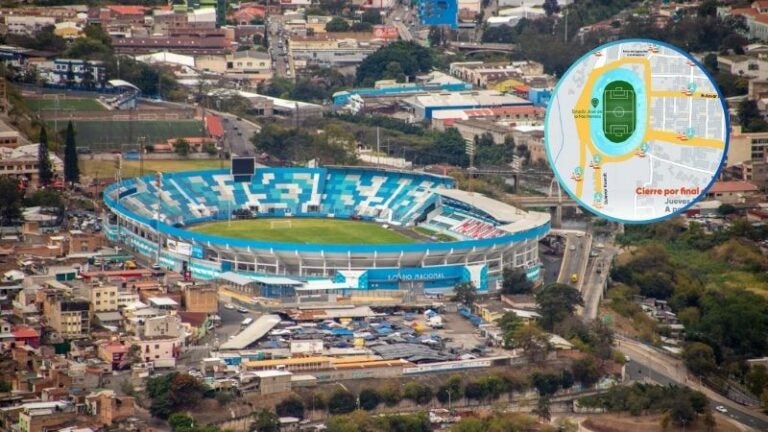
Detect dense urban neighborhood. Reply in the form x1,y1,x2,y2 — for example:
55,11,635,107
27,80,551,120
0,1,768,432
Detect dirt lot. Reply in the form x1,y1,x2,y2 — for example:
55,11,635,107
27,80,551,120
581,413,742,432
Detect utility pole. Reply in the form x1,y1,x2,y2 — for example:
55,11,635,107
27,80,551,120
138,136,147,177
564,8,568,44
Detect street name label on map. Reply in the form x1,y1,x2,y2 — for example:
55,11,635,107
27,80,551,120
544,39,728,223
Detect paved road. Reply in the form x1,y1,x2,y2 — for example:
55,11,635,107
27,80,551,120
557,233,589,289
620,337,768,431
581,233,616,320
217,112,260,158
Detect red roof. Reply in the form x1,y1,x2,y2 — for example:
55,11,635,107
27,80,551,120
13,327,39,338
107,5,147,15
102,342,130,354
178,311,208,327
206,114,225,138
709,181,759,193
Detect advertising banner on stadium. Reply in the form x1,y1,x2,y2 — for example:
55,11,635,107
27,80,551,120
167,239,192,256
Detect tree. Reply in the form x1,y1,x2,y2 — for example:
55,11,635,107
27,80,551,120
531,372,561,396
0,177,24,226
168,413,196,431
146,373,209,419
202,141,218,156
532,395,551,421
746,365,768,397
355,41,433,86
361,9,382,25
453,282,477,307
403,382,434,405
739,99,768,132
513,324,551,361
276,396,305,419
328,389,356,415
63,121,79,185
572,356,601,387
379,385,402,407
252,409,279,432
683,342,717,376
496,312,523,349
325,17,350,32
174,138,191,157
37,126,54,186
0,380,11,392
535,283,583,331
717,203,737,216
501,267,533,295
668,397,695,427
358,388,381,411
542,0,560,17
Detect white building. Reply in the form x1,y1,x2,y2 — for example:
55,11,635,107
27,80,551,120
5,15,56,35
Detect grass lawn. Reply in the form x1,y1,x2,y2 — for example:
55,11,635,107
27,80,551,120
189,218,415,245
51,120,204,150
81,159,229,179
27,98,105,111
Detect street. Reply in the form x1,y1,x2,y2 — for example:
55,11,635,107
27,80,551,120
557,232,590,289
217,112,260,158
581,232,617,320
620,336,768,431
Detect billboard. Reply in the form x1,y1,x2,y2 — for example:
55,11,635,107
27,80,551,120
167,239,192,256
419,0,458,28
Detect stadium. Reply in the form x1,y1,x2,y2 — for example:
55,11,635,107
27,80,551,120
102,164,550,296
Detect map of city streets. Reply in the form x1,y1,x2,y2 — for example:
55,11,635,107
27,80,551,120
545,39,728,223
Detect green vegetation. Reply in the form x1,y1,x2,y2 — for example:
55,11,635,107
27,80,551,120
0,177,23,225
481,0,748,77
535,283,584,331
63,121,80,185
356,41,434,86
258,66,352,104
611,220,768,396
501,267,534,295
325,17,350,32
251,123,357,165
327,411,430,432
413,226,457,242
738,99,768,133
54,120,203,150
27,98,105,112
189,219,416,245
452,281,478,307
578,383,710,428
81,159,228,179
38,126,54,186
146,372,210,419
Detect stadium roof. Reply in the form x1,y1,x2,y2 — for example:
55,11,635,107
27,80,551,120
218,271,257,286
220,314,281,350
208,89,321,111
250,276,303,286
108,79,140,91
436,188,525,223
135,51,195,68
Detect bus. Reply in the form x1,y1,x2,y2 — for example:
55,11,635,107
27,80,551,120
241,317,254,327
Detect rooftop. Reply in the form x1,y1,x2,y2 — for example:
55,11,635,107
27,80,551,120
220,314,281,350
709,181,759,193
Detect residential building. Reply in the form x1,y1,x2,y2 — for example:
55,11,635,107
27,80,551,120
12,326,40,348
717,54,768,80
45,296,90,339
89,284,118,313
181,283,218,313
143,314,182,338
16,401,77,432
5,16,56,35
225,49,271,78
98,5,148,27
243,370,292,395
134,336,181,368
41,59,107,90
403,90,532,121
720,3,768,42
98,341,131,370
727,125,768,166
705,180,761,204
85,390,135,426
288,33,383,69
113,30,229,55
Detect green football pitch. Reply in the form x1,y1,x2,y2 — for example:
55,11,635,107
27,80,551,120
188,218,416,245
27,98,105,111
603,80,636,143
48,120,204,150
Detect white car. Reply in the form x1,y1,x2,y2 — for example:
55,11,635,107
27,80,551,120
715,405,728,414
223,303,235,310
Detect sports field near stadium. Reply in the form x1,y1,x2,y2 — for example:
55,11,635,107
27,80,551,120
603,80,636,143
188,218,416,244
27,98,106,111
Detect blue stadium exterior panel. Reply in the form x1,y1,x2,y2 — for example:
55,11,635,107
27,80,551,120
419,0,458,29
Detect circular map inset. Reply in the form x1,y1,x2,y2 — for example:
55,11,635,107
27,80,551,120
544,39,729,223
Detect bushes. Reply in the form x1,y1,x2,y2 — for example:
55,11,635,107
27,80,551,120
328,390,356,415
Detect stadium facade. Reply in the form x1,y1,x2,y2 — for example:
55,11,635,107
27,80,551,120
103,166,550,295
